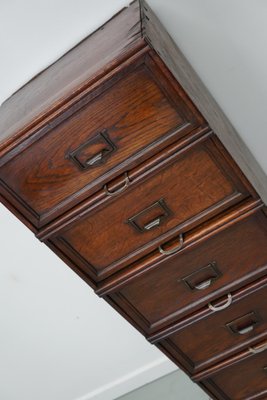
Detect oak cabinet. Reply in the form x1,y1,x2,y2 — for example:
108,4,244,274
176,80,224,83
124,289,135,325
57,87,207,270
1,2,266,399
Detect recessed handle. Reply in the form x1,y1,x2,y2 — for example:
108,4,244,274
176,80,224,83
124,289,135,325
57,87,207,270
249,341,267,354
194,279,212,290
127,199,172,233
67,130,116,170
180,262,222,292
208,294,232,312
104,172,130,197
159,233,184,255
226,311,260,336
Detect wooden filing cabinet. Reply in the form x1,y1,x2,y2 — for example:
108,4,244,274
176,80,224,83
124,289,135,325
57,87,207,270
0,52,204,228
41,132,257,285
156,276,267,374
1,1,267,399
200,347,267,399
103,208,267,335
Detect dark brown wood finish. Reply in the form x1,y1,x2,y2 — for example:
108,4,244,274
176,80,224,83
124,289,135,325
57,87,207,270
36,126,209,240
43,199,260,297
97,198,261,295
1,2,267,400
106,208,267,334
157,276,267,374
201,349,267,400
47,133,255,284
0,1,143,157
0,51,205,228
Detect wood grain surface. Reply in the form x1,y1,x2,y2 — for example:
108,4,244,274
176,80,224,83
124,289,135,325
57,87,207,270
51,133,254,283
0,1,143,156
109,209,267,334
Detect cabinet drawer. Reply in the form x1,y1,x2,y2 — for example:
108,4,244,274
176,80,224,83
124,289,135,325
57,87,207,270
108,209,267,334
201,344,267,400
0,52,204,227
49,133,253,285
159,277,267,374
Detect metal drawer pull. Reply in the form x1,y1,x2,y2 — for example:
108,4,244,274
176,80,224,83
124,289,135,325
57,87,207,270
86,152,104,166
181,262,221,292
159,234,184,255
128,199,171,233
195,279,212,291
104,173,130,197
249,341,267,354
208,294,232,312
67,130,116,170
144,218,161,231
226,311,260,336
237,325,255,335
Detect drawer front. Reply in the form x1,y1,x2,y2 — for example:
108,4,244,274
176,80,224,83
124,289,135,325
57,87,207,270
159,279,267,374
203,350,267,400
109,209,267,333
0,53,204,227
51,133,253,284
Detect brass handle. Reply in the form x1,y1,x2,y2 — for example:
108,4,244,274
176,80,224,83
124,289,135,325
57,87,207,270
208,294,232,312
104,173,130,197
144,218,161,231
249,341,267,354
194,279,212,291
159,234,184,255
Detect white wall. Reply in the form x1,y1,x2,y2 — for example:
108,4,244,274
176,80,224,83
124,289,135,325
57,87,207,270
0,204,176,400
147,0,267,174
0,0,130,105
118,370,208,400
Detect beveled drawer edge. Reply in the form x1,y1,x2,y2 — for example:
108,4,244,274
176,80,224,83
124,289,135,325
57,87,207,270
46,239,97,290
199,379,229,400
96,199,263,296
155,341,199,382
201,379,267,400
108,267,267,342
0,47,150,229
153,278,267,376
39,132,257,284
104,292,147,337
37,127,211,239
54,190,244,283
0,190,37,234
1,49,207,229
149,270,267,343
0,42,149,163
39,123,209,229
192,333,267,382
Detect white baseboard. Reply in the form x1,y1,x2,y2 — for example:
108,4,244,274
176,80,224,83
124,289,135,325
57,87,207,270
75,357,178,400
